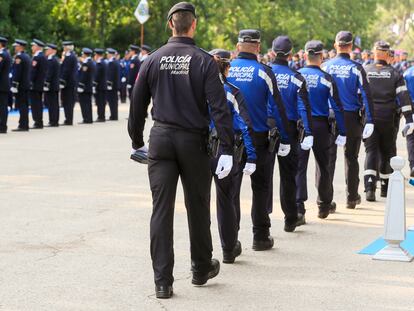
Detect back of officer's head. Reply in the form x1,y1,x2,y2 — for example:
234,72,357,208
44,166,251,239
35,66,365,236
237,29,261,55
334,31,353,53
272,35,292,61
167,3,197,37
305,40,324,66
373,41,390,61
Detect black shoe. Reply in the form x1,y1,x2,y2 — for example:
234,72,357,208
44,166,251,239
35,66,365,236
284,219,297,232
318,208,330,219
346,194,361,209
380,179,388,198
108,117,118,121
78,121,93,124
380,189,387,198
191,259,220,286
0,129,7,134
11,127,29,132
223,241,242,264
31,125,43,129
329,202,337,214
46,124,59,127
155,285,173,299
61,122,73,126
252,236,274,251
296,213,306,226
95,118,105,123
366,190,376,202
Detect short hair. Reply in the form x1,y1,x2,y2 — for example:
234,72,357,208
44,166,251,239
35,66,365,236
171,11,195,35
307,53,322,62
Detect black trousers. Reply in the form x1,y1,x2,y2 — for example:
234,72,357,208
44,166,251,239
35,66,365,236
120,82,127,103
79,93,93,123
233,132,271,241
107,90,118,120
297,117,333,210
45,92,59,126
267,121,299,222
95,91,106,121
15,90,29,129
148,125,212,286
211,155,239,251
0,92,8,132
364,119,395,191
30,91,43,126
61,87,75,124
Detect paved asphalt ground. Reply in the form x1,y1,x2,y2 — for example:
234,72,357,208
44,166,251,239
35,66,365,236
1,105,414,311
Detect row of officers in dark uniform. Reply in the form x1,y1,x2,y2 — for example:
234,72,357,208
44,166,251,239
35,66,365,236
128,2,414,298
0,37,150,133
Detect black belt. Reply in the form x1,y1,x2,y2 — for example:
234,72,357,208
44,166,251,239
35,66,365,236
154,121,208,135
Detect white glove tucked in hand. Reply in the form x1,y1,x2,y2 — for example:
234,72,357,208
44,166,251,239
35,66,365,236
10,87,18,94
127,84,132,89
402,122,414,137
121,77,127,83
335,135,347,147
362,123,374,139
243,162,256,176
301,136,313,150
77,87,84,93
215,155,233,179
278,143,291,157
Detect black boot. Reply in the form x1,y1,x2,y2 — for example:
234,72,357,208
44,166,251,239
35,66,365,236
380,179,389,198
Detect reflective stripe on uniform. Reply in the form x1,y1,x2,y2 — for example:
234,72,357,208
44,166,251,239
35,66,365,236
364,169,377,176
379,173,390,179
402,105,412,113
258,69,273,95
226,91,239,113
396,85,408,94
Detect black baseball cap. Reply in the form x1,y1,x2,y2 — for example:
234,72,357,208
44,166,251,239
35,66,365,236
272,35,292,55
305,40,324,55
209,49,231,62
238,29,261,43
31,39,45,47
129,45,141,52
374,40,390,51
335,31,353,46
167,2,196,20
94,48,105,55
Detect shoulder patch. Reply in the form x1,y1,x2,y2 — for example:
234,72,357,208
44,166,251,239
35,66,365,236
32,60,37,67
82,65,88,72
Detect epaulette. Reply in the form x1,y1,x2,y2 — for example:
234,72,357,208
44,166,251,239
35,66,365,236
198,47,213,57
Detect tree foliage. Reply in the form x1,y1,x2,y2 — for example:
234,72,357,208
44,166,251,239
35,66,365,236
0,0,381,53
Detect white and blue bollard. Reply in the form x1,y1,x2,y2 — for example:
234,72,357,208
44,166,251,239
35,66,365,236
373,156,413,262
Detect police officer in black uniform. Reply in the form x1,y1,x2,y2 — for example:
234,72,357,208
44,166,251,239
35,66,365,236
77,48,95,124
43,43,60,127
60,41,78,126
94,48,107,122
127,45,140,98
11,39,31,132
30,39,48,129
0,36,11,133
363,41,414,201
106,48,120,120
128,2,234,299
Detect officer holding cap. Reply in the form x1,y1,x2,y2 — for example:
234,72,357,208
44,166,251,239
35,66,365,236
94,48,107,122
30,39,47,129
106,48,120,120
60,41,78,126
0,36,11,133
44,43,60,127
297,40,346,219
270,35,313,230
322,31,375,209
227,29,290,250
127,45,141,98
77,48,95,124
363,41,414,201
128,2,234,299
11,39,31,131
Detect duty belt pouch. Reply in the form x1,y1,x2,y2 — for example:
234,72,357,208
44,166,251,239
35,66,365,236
358,108,365,126
234,134,245,164
268,127,280,153
208,128,220,158
297,120,305,143
328,116,337,136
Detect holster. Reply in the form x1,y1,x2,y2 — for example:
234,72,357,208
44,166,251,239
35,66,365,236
358,107,365,126
234,134,245,163
297,120,305,143
268,127,280,153
328,115,337,136
208,128,220,158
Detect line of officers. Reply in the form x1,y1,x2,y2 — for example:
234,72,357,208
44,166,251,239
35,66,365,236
0,36,151,133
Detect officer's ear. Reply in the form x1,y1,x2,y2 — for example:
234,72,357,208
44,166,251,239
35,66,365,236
236,43,241,53
168,19,174,31
191,18,197,32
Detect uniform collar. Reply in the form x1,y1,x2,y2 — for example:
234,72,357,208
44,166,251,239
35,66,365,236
338,53,350,59
237,52,258,61
83,57,91,63
131,54,138,60
168,36,195,45
0,48,4,53
374,59,388,66
109,57,115,62
65,51,72,57
48,53,56,60
272,58,289,66
305,65,321,69
34,50,42,57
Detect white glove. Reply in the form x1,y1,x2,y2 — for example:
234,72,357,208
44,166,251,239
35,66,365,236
243,162,256,176
10,87,18,94
362,123,374,139
402,123,414,137
215,155,233,179
278,143,291,157
43,87,49,92
107,86,112,91
121,77,127,83
77,87,84,93
335,135,347,147
59,84,65,90
131,145,148,154
127,84,132,89
301,136,313,150
93,87,96,94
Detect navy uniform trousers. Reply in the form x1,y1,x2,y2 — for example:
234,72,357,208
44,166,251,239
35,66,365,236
44,91,59,126
148,124,213,287
0,92,8,131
